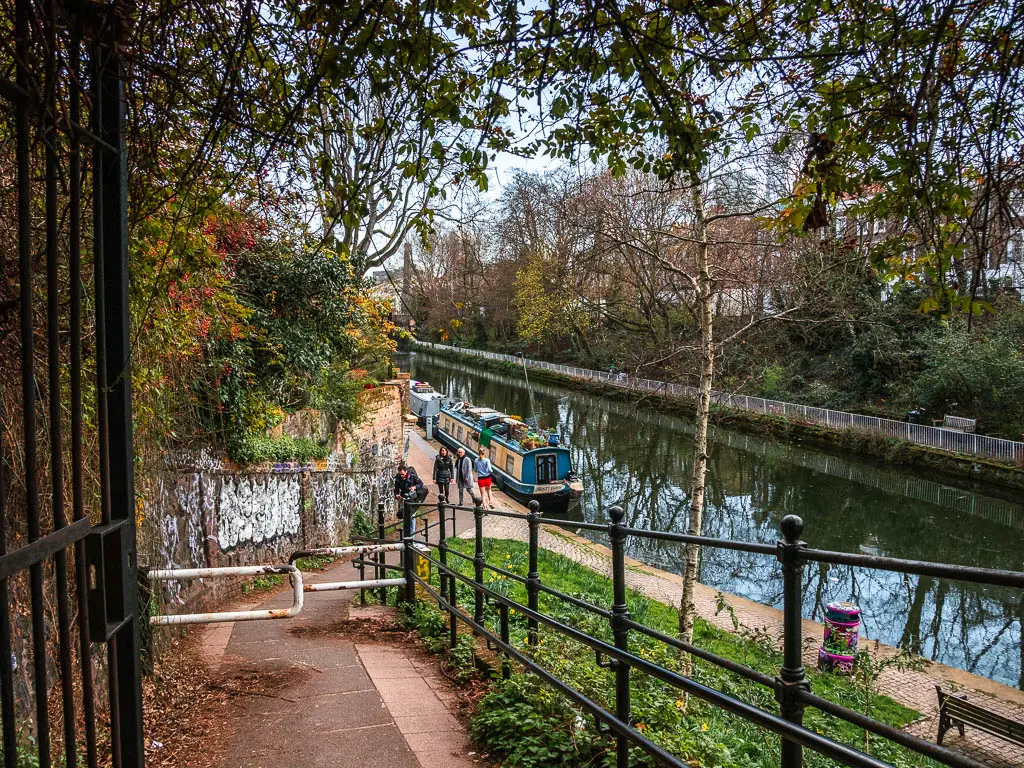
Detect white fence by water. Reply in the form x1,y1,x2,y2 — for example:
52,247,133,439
413,341,1024,466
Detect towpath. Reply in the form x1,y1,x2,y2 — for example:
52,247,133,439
402,427,1024,768
200,556,482,768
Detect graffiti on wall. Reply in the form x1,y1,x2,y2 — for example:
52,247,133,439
216,474,302,551
144,387,402,570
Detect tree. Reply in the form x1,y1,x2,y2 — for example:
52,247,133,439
300,78,485,272
484,0,822,668
300,0,514,273
774,0,1024,317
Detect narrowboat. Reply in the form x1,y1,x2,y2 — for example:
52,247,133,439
409,380,444,426
435,401,583,513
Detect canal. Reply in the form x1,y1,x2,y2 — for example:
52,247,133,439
403,351,1024,689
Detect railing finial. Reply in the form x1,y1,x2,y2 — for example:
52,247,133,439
780,514,804,543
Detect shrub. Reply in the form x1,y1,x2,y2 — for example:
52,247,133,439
913,318,1024,437
228,434,329,465
471,674,610,768
759,362,787,399
350,510,376,539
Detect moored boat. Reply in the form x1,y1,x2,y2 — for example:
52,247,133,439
409,380,444,426
435,401,583,513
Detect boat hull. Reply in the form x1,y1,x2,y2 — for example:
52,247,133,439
495,475,578,515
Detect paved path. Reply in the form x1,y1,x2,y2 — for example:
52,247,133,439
205,558,477,768
402,426,1024,768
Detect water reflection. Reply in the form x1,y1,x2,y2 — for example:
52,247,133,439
404,352,1024,688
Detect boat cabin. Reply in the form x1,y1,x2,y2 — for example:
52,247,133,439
435,402,581,512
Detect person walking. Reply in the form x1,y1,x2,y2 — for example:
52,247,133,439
454,447,478,506
433,446,454,502
475,449,495,509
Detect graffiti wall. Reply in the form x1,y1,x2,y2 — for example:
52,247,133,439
140,384,402,611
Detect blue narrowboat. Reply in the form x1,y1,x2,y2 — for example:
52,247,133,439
435,402,583,513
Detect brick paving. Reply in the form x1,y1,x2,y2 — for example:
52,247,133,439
359,642,478,767
403,428,1024,767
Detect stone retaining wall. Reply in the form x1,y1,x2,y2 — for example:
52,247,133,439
141,383,403,616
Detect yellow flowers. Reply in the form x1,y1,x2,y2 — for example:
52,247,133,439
701,723,709,732
674,699,685,710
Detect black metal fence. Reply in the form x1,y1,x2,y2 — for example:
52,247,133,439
367,499,1024,768
1,3,144,767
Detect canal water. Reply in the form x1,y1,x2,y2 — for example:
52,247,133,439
402,351,1024,689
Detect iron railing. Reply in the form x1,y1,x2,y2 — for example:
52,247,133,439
412,341,1024,465
381,498,1023,768
2,4,144,768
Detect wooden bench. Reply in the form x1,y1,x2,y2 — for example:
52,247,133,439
939,415,976,433
936,686,1024,748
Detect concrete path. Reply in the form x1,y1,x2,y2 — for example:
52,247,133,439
205,558,478,768
401,426,1024,768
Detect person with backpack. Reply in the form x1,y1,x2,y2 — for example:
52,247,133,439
394,464,427,532
393,464,427,502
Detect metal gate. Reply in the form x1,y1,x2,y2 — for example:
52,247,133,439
1,2,144,767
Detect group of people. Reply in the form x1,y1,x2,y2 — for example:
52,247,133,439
432,445,496,509
393,445,496,511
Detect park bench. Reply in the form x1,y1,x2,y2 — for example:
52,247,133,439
933,415,976,432
936,686,1024,748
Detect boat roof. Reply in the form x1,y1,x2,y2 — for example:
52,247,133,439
465,406,507,420
411,381,435,392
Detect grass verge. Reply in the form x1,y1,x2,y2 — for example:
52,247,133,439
403,537,936,768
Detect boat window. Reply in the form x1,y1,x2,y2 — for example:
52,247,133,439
505,455,515,475
457,425,463,441
489,447,497,464
536,454,557,484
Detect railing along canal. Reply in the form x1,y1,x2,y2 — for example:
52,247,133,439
370,498,1024,768
412,340,1024,465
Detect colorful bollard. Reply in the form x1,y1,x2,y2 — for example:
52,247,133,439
818,601,861,674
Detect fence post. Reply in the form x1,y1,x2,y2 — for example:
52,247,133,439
438,498,456,648
499,603,511,679
474,501,485,624
448,553,459,648
776,514,808,768
402,498,415,605
609,505,631,768
526,500,541,646
358,544,367,606
376,501,387,605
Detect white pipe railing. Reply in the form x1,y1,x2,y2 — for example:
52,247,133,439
148,564,304,626
304,577,406,593
413,341,1024,465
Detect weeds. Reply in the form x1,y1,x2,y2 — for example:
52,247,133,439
242,574,283,594
293,554,336,571
350,510,376,539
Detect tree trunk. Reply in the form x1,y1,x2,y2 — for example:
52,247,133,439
679,174,714,678
570,320,594,364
